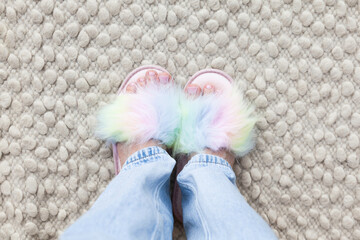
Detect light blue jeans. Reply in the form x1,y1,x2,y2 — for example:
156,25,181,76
60,146,278,240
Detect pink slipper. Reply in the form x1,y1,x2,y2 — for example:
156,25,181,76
172,69,257,222
96,65,176,175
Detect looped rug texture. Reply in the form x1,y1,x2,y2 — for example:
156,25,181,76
0,0,360,239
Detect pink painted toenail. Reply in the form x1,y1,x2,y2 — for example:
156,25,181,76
148,70,156,76
205,84,213,89
137,77,146,87
186,85,201,95
158,73,170,84
203,84,215,95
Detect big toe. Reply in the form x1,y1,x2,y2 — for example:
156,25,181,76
158,72,171,84
185,84,202,97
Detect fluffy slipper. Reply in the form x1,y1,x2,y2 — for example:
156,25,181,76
94,65,181,174
172,69,258,222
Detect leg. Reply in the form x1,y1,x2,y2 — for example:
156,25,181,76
177,153,278,240
60,146,175,240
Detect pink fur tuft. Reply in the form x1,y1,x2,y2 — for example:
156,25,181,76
95,82,181,147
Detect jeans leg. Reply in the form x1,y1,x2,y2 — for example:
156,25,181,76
177,154,278,240
60,146,175,240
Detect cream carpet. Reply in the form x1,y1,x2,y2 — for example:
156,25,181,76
1,0,360,239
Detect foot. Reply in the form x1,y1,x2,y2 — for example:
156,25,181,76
184,83,235,167
172,83,236,223
117,70,171,168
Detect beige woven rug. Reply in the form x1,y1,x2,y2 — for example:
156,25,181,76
1,0,360,239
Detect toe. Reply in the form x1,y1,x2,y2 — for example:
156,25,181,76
137,76,147,87
126,82,137,93
158,72,171,84
203,84,215,95
185,84,202,97
145,70,159,82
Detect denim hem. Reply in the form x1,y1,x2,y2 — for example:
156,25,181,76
186,153,232,169
123,146,168,168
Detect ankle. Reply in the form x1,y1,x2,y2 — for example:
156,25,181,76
117,140,165,167
187,148,235,168
202,148,235,168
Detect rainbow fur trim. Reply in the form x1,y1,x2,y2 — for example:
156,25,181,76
174,83,258,157
95,82,181,147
